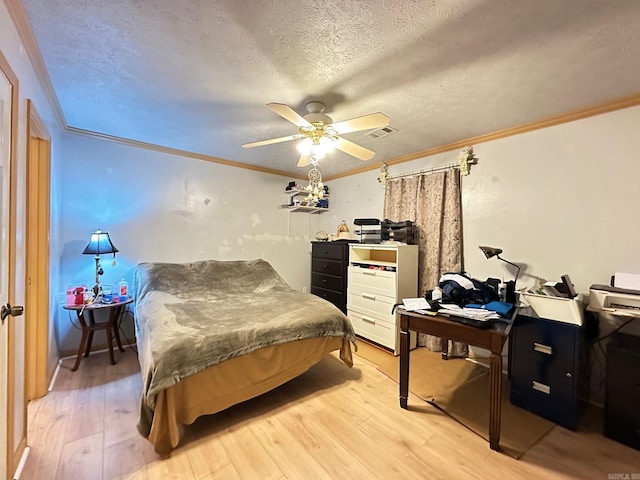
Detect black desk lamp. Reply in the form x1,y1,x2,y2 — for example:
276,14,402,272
83,230,118,296
479,246,521,303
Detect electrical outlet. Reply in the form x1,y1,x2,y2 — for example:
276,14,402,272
302,286,307,293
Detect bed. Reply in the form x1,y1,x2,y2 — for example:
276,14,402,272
132,258,357,454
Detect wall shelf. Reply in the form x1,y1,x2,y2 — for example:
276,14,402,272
281,190,330,214
281,205,330,214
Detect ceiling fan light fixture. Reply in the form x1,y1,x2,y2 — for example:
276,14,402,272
318,136,336,154
296,138,312,155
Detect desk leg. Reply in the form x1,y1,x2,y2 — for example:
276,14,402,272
399,327,410,409
489,351,502,451
441,338,449,360
72,312,89,372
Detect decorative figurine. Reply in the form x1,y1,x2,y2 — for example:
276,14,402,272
337,220,350,239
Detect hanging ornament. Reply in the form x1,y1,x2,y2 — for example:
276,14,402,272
304,167,324,205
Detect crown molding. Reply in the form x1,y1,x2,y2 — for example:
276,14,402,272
64,126,308,180
324,93,640,181
6,0,639,182
4,0,67,130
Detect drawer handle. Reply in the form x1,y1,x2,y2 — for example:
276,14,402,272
362,293,376,301
533,342,552,355
363,271,377,276
322,279,327,283
532,381,551,395
361,315,376,325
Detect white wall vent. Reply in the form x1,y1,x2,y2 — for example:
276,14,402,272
366,126,398,140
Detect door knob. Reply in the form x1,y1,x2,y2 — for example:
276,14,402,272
1,303,24,324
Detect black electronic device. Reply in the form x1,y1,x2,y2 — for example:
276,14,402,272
354,218,380,226
381,219,415,244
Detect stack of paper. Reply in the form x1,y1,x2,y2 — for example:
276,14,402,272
437,304,501,321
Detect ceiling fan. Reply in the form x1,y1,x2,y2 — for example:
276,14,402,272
242,101,390,167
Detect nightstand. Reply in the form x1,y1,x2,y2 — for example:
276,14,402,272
63,298,133,371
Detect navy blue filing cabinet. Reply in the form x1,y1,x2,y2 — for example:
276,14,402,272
509,313,589,430
605,330,640,450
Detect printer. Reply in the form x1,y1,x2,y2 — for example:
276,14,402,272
589,284,640,318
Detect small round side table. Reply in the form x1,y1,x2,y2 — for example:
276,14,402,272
63,298,133,371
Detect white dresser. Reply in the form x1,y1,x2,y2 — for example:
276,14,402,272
347,244,418,354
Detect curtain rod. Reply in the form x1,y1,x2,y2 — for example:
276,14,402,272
379,145,477,183
385,162,459,181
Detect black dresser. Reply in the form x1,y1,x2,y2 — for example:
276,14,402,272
310,241,352,314
605,330,640,450
510,313,589,430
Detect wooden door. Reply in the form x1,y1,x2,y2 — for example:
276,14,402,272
0,51,25,480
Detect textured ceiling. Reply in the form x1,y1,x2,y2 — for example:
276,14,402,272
19,0,640,178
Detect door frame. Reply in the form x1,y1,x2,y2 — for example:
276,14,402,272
0,49,23,480
25,99,51,400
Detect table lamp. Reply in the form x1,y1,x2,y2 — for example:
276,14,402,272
479,245,520,303
83,230,118,296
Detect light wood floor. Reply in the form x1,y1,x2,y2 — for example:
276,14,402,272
21,344,640,480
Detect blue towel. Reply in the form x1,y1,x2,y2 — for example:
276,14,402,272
465,300,513,316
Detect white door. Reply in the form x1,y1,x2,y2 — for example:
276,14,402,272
1,61,23,480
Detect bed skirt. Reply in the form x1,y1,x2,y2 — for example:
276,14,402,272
146,336,353,454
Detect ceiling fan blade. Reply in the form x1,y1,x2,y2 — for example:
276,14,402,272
330,112,389,134
334,137,376,161
297,153,312,167
242,133,305,148
267,103,313,128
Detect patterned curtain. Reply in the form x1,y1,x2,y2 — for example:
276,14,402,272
383,168,467,356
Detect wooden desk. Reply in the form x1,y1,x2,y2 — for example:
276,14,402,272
399,310,511,451
63,298,133,371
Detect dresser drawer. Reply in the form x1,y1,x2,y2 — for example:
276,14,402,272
510,358,582,429
512,315,577,363
348,288,396,321
348,266,397,297
511,353,576,401
312,242,346,260
347,309,395,350
311,286,344,307
311,272,343,292
312,258,343,276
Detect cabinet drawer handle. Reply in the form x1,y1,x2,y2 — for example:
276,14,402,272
532,381,551,395
361,315,376,324
362,293,376,301
533,342,552,355
363,271,377,276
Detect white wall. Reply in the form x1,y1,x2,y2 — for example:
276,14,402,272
323,105,640,300
319,105,640,401
53,134,321,353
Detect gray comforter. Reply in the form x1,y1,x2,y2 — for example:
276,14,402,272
133,258,356,437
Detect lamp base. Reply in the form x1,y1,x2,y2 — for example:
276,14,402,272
505,280,516,305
